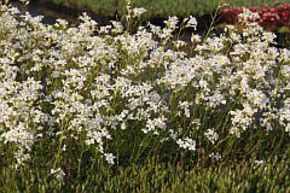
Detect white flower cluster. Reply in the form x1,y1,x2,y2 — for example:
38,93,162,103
176,137,196,151
204,128,219,144
50,167,66,180
0,3,289,168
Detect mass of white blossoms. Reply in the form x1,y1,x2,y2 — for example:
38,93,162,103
0,2,289,170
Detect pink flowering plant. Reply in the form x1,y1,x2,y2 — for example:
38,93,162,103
219,3,290,32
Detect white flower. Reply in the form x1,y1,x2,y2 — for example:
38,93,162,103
254,160,267,171
50,168,66,180
204,128,219,144
179,101,191,118
164,16,179,30
191,34,201,43
133,7,147,18
184,16,197,30
209,152,221,161
176,137,196,151
104,153,115,165
238,8,260,23
121,122,127,130
111,21,123,34
19,0,29,5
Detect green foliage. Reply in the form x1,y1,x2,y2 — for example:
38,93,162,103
52,0,290,17
1,157,290,193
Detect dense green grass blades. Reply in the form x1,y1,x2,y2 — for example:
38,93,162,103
1,159,290,193
52,0,290,17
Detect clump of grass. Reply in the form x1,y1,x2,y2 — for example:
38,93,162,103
1,156,290,192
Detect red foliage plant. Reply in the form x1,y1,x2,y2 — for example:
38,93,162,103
218,2,290,31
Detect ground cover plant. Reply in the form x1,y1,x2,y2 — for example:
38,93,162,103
1,0,290,192
51,0,290,17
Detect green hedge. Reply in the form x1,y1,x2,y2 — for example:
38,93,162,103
52,0,290,17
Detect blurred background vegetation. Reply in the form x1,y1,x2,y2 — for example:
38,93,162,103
51,0,290,17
